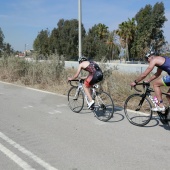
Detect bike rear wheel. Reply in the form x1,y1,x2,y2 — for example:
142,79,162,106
93,91,114,122
68,86,84,113
124,94,152,126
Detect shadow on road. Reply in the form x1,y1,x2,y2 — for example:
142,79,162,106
69,105,170,129
107,106,125,123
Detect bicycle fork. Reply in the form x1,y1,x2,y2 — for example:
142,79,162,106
136,94,147,111
73,84,82,100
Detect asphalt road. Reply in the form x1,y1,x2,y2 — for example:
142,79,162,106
0,81,170,170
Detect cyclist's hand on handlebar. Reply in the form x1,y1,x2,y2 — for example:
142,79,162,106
143,80,150,84
130,81,136,87
68,77,72,82
143,81,150,86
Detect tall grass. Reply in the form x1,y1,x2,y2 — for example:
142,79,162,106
0,56,167,108
0,55,68,94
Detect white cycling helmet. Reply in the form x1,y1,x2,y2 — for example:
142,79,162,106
145,50,155,59
78,56,88,63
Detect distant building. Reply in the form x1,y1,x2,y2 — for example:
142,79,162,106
18,53,25,57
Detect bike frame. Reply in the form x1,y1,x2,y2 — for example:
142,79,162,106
134,82,170,123
74,80,95,106
70,80,103,109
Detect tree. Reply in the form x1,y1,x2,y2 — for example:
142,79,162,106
83,24,108,61
150,2,167,50
95,23,108,40
131,2,167,59
106,31,120,61
3,43,13,57
33,29,50,59
116,18,136,61
53,19,86,60
0,27,5,57
49,28,59,54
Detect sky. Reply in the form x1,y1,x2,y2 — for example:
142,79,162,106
1,0,170,52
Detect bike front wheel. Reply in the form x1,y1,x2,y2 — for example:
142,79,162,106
124,94,152,126
68,86,84,113
93,91,114,122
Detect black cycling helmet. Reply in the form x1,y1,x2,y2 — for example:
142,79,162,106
145,50,155,59
78,56,88,63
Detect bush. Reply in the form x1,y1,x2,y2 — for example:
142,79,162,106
0,54,66,91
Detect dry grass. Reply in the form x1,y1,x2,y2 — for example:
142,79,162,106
0,57,169,108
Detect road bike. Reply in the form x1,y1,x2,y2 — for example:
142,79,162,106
124,81,170,126
68,79,114,122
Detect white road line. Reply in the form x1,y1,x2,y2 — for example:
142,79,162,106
48,110,62,114
0,142,35,170
0,132,58,170
48,112,54,114
23,105,33,109
56,104,67,107
54,110,62,113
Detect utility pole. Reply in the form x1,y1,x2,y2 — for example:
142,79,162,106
78,0,82,59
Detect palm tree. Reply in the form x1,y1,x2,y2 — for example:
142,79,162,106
106,31,120,61
116,18,136,62
95,23,108,41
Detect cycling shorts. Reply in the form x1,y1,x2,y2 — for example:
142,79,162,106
84,71,103,87
162,75,170,86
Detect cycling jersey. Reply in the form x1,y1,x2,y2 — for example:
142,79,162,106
157,56,170,86
157,56,170,75
83,61,103,87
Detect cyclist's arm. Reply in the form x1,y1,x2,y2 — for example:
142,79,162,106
147,67,162,82
68,65,82,81
133,60,156,84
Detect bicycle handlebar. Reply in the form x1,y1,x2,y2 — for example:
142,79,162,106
68,79,84,86
68,79,99,89
133,81,151,92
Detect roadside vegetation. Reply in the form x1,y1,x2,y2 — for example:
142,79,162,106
0,56,138,107
0,55,169,108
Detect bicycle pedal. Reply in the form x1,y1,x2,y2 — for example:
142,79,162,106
89,105,95,110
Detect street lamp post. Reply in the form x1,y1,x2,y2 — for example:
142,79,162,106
78,0,82,59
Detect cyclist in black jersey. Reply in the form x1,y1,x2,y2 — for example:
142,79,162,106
131,51,170,112
68,57,103,109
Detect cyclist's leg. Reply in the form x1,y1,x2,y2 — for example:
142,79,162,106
162,76,170,104
152,77,165,108
84,71,103,108
84,76,94,108
166,88,170,103
161,75,170,107
166,90,170,125
83,83,93,102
